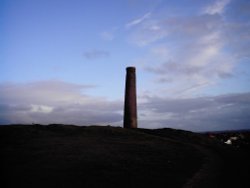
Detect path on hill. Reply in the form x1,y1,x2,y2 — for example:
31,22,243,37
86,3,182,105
182,144,222,188
138,128,250,188
183,142,250,188
135,129,225,188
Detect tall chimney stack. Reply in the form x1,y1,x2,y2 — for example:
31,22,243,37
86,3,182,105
124,67,137,128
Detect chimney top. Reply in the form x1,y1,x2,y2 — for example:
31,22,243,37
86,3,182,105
126,67,136,71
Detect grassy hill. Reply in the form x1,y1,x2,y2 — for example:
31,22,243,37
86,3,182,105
1,125,249,188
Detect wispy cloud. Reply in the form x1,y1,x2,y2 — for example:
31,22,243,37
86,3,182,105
100,31,115,41
141,14,233,89
83,49,110,60
100,27,119,41
203,0,231,15
126,12,151,29
126,0,250,97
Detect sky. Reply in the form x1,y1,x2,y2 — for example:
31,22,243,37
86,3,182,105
1,0,250,131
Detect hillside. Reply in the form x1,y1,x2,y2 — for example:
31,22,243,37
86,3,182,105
1,125,250,188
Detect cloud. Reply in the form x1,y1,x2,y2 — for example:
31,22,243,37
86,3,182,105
1,81,249,132
223,22,250,58
31,105,53,113
128,12,223,46
126,12,151,29
128,20,167,46
145,61,203,77
0,80,95,105
127,1,250,96
203,0,231,15
83,49,110,60
139,92,250,131
0,80,122,125
100,27,119,41
100,31,115,41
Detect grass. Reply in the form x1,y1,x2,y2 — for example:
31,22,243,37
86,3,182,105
0,125,249,188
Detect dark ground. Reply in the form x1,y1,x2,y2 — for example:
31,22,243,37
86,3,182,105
0,125,250,188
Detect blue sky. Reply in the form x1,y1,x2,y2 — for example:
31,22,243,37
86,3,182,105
1,0,250,131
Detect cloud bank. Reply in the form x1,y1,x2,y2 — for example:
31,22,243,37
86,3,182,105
139,92,250,131
1,80,249,132
0,80,122,125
